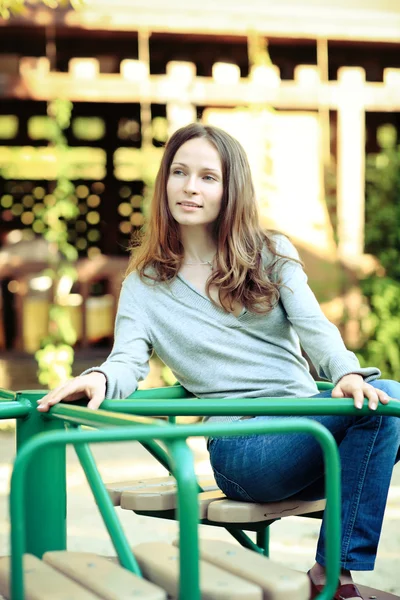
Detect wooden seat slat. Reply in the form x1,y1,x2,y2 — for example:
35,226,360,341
121,487,225,516
175,539,310,600
119,477,218,512
107,476,177,506
121,485,179,511
207,497,326,523
43,551,167,600
0,554,99,600
133,542,263,600
198,490,226,519
357,584,400,600
108,475,217,506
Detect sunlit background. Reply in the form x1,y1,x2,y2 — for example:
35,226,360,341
0,0,399,386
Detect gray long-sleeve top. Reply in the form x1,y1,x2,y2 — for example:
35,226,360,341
82,235,380,422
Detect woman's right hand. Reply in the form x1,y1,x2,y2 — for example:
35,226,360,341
37,372,107,412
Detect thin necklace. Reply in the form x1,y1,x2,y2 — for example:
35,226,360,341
183,260,213,266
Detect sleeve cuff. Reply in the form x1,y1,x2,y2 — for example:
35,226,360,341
80,367,111,398
332,367,381,386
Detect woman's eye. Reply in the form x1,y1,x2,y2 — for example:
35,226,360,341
172,169,184,176
203,175,216,181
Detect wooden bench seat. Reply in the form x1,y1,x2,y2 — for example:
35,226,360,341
1,546,397,600
0,543,311,600
175,538,310,600
0,552,166,599
207,497,326,523
120,486,226,516
133,541,310,600
134,541,263,599
117,478,326,523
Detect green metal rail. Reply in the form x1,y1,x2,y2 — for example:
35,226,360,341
0,389,17,401
2,384,399,600
0,401,29,419
101,395,400,417
10,417,341,600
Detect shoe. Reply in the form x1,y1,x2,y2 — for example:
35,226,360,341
307,570,363,599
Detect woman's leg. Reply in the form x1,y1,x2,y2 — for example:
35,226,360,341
317,379,400,571
208,379,400,572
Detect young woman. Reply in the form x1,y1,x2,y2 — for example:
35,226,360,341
38,123,400,600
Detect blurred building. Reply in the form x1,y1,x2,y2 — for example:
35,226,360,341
0,0,399,351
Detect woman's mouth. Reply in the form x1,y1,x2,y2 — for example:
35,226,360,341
177,202,202,210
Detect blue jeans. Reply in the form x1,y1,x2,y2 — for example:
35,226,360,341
208,379,400,570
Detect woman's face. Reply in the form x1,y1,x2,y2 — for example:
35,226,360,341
167,137,223,231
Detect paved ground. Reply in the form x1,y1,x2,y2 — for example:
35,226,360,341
0,351,400,596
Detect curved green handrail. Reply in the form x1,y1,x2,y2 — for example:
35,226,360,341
100,396,400,417
128,384,193,399
0,401,30,419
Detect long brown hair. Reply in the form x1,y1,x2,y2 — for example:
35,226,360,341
126,123,299,314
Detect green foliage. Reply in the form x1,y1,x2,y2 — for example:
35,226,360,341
357,124,400,378
0,0,84,20
0,0,24,19
34,99,78,388
0,115,18,139
72,117,105,141
35,344,74,388
364,124,400,280
0,1,82,388
357,277,400,379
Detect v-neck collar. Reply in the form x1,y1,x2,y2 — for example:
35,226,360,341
176,272,247,321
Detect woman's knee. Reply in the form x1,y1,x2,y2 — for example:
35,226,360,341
369,378,400,400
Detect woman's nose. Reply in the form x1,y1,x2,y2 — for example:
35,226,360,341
184,175,199,195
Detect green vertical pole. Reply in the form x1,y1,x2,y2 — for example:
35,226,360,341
168,439,200,600
73,438,142,575
225,527,264,554
15,391,67,557
256,526,270,557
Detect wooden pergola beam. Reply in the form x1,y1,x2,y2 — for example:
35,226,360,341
1,69,399,111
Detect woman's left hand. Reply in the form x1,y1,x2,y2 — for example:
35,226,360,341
331,373,391,410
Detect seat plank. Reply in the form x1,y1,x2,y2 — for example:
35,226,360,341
180,539,310,600
107,476,177,506
356,585,400,600
121,487,225,516
120,477,218,512
198,490,226,519
207,497,326,523
44,551,167,600
108,475,217,506
134,542,263,599
0,554,99,600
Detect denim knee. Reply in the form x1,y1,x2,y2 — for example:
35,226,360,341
369,378,400,400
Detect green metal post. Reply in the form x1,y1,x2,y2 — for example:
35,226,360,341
225,527,265,554
256,526,270,557
15,391,67,557
73,435,142,575
168,439,200,600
